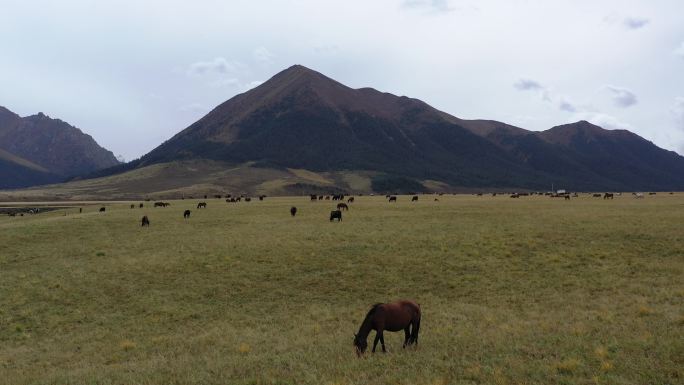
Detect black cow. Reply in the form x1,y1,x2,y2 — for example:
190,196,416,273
139,203,144,208
183,210,191,219
197,202,207,209
388,196,397,202
290,207,297,217
310,194,318,201
130,204,135,209
329,210,342,222
411,196,418,202
99,207,106,212
141,216,150,227
337,203,349,211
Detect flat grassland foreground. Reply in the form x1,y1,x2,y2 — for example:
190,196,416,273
0,194,682,385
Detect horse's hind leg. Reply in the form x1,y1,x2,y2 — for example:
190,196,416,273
411,318,421,346
403,326,411,348
379,331,386,352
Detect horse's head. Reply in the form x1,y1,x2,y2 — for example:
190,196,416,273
353,333,367,357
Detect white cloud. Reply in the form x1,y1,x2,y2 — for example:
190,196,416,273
574,112,633,131
672,97,684,132
622,17,649,30
514,78,543,91
604,86,637,108
674,42,684,59
187,57,242,76
558,98,577,113
402,0,452,13
253,47,275,66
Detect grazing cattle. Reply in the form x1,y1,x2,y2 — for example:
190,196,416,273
411,196,418,202
592,193,602,198
510,194,520,198
310,194,318,201
330,210,342,222
259,195,266,201
564,195,571,200
197,202,207,209
649,192,657,195
245,197,252,202
154,202,165,208
337,203,349,211
347,197,355,203
388,196,397,202
130,204,135,209
183,210,191,219
290,206,297,217
139,203,144,208
99,207,106,212
603,193,614,200
353,300,421,356
141,216,150,227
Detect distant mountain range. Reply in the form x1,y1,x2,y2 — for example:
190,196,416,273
100,65,684,193
4,65,684,195
0,106,119,189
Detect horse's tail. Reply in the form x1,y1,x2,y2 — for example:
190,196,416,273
411,304,421,345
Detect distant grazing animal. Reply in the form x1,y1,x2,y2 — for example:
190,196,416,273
154,202,167,208
290,206,297,217
434,198,439,202
510,194,520,198
141,216,150,227
310,194,318,201
388,196,397,203
318,195,323,200
337,203,349,211
130,204,135,209
330,210,342,222
197,202,207,209
411,196,418,202
603,193,614,200
139,203,144,208
259,195,266,201
347,197,354,203
564,195,570,200
325,196,331,200
183,210,191,219
635,193,644,199
649,192,657,195
593,193,602,198
245,197,251,202
99,207,106,212
79,208,83,213
353,300,421,356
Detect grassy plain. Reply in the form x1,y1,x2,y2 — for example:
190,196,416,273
0,194,682,384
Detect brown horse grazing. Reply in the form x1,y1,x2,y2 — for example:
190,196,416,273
411,196,418,202
337,203,349,211
353,300,421,356
197,202,207,209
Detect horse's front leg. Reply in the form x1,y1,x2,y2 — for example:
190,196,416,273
372,332,381,353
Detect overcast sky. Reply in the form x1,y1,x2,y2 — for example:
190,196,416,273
1,0,683,160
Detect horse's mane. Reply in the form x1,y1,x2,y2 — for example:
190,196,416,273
364,303,383,320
